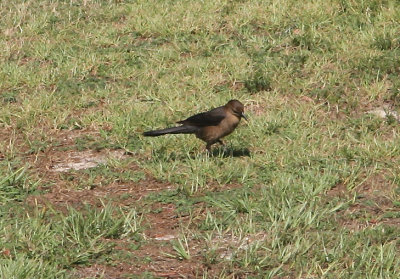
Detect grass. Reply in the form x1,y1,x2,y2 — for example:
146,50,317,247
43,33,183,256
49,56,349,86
1,0,400,277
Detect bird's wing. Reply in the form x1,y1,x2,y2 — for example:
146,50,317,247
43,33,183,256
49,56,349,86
177,106,226,127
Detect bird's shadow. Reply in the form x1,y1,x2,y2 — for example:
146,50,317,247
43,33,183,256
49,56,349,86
210,147,251,158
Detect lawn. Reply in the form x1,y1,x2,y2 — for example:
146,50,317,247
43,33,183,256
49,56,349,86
1,0,400,278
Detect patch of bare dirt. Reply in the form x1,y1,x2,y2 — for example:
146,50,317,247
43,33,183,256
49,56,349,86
146,203,182,240
326,182,351,199
247,100,268,117
74,253,207,279
26,139,146,210
72,202,208,278
327,172,397,231
27,170,174,210
367,106,400,122
22,128,218,278
72,202,263,278
0,126,26,159
20,128,258,278
49,149,126,172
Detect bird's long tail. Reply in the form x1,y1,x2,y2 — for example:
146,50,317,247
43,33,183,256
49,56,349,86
143,125,198,137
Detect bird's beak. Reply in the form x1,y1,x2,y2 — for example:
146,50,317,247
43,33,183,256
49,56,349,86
241,113,248,121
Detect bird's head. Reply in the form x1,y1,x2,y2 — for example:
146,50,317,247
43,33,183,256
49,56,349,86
226,100,248,121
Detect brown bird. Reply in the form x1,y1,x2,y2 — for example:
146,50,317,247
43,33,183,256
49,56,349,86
143,100,247,151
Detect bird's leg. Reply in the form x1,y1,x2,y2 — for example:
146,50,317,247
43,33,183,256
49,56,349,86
217,139,228,153
206,143,212,153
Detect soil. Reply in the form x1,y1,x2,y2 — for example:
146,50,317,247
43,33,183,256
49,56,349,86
326,171,397,230
16,129,225,278
4,123,397,278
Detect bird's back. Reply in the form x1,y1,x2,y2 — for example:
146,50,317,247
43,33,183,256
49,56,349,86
177,106,226,127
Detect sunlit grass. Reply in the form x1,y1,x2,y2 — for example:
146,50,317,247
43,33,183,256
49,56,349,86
1,0,400,277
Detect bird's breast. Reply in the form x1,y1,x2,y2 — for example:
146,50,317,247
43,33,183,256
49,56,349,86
195,114,240,143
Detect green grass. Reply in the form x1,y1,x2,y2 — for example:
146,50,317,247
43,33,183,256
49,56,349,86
0,201,141,278
2,0,400,277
